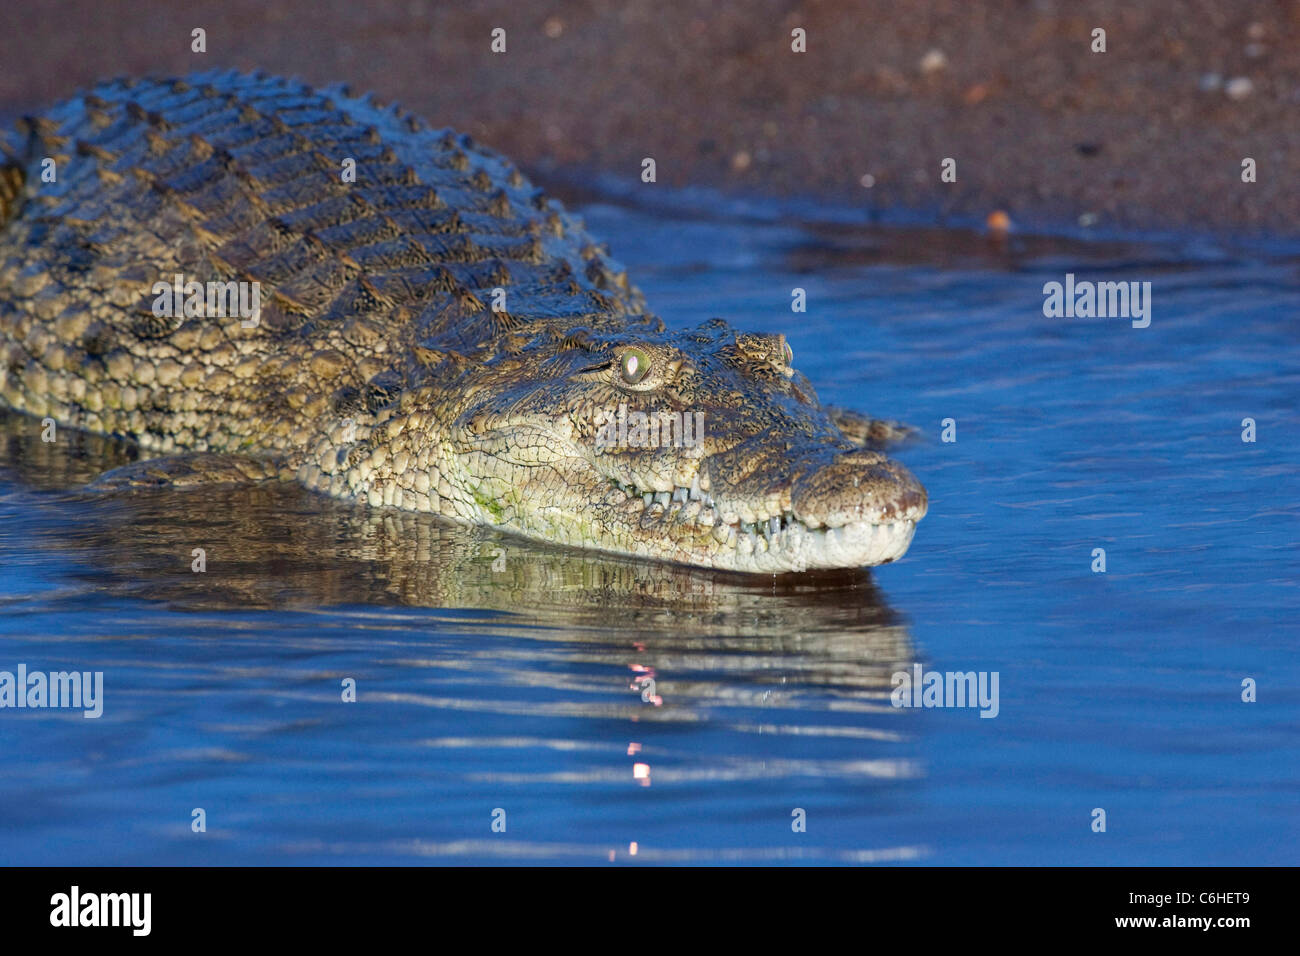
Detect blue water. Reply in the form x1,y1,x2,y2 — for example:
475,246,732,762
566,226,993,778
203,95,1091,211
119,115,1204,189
1,197,1296,864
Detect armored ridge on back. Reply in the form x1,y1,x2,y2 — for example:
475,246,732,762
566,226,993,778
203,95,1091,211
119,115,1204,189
0,70,926,573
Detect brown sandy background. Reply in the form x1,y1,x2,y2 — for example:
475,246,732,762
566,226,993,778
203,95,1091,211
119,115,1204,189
1,0,1296,235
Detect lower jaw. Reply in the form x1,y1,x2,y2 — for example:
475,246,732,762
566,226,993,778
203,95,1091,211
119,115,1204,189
707,518,920,573
479,504,920,573
565,517,920,573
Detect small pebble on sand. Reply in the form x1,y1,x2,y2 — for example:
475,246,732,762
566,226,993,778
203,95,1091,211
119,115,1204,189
920,48,948,75
1225,76,1254,100
1198,73,1223,92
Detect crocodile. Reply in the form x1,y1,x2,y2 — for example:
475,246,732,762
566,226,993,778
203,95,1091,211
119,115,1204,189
0,70,926,573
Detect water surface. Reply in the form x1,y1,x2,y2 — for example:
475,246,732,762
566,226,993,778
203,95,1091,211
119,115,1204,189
1,197,1296,864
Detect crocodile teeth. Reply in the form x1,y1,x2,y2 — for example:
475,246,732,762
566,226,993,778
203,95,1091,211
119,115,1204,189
613,478,826,545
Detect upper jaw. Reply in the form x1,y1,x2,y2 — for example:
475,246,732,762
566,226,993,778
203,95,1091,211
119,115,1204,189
790,456,928,529
702,444,928,531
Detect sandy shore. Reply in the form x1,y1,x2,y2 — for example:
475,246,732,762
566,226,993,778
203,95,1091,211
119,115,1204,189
2,0,1296,235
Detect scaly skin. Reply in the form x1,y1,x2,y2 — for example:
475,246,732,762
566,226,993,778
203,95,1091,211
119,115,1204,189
0,71,926,572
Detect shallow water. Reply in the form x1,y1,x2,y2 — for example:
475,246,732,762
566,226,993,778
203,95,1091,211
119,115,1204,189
1,197,1296,865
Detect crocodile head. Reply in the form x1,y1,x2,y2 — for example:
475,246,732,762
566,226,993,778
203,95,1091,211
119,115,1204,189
443,317,926,572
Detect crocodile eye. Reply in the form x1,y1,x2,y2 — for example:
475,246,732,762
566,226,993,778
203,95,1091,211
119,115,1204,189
619,348,651,384
782,340,794,365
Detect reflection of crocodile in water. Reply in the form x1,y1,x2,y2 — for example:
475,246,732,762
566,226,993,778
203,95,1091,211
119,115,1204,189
0,405,915,704
0,71,926,572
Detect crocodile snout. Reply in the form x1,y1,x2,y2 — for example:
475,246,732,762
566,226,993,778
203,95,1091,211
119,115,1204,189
790,448,927,529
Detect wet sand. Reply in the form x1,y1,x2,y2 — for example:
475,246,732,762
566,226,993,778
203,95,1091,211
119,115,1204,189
1,0,1296,235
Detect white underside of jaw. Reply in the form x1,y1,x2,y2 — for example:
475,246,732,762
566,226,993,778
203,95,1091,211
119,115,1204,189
606,477,921,572
718,517,919,573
